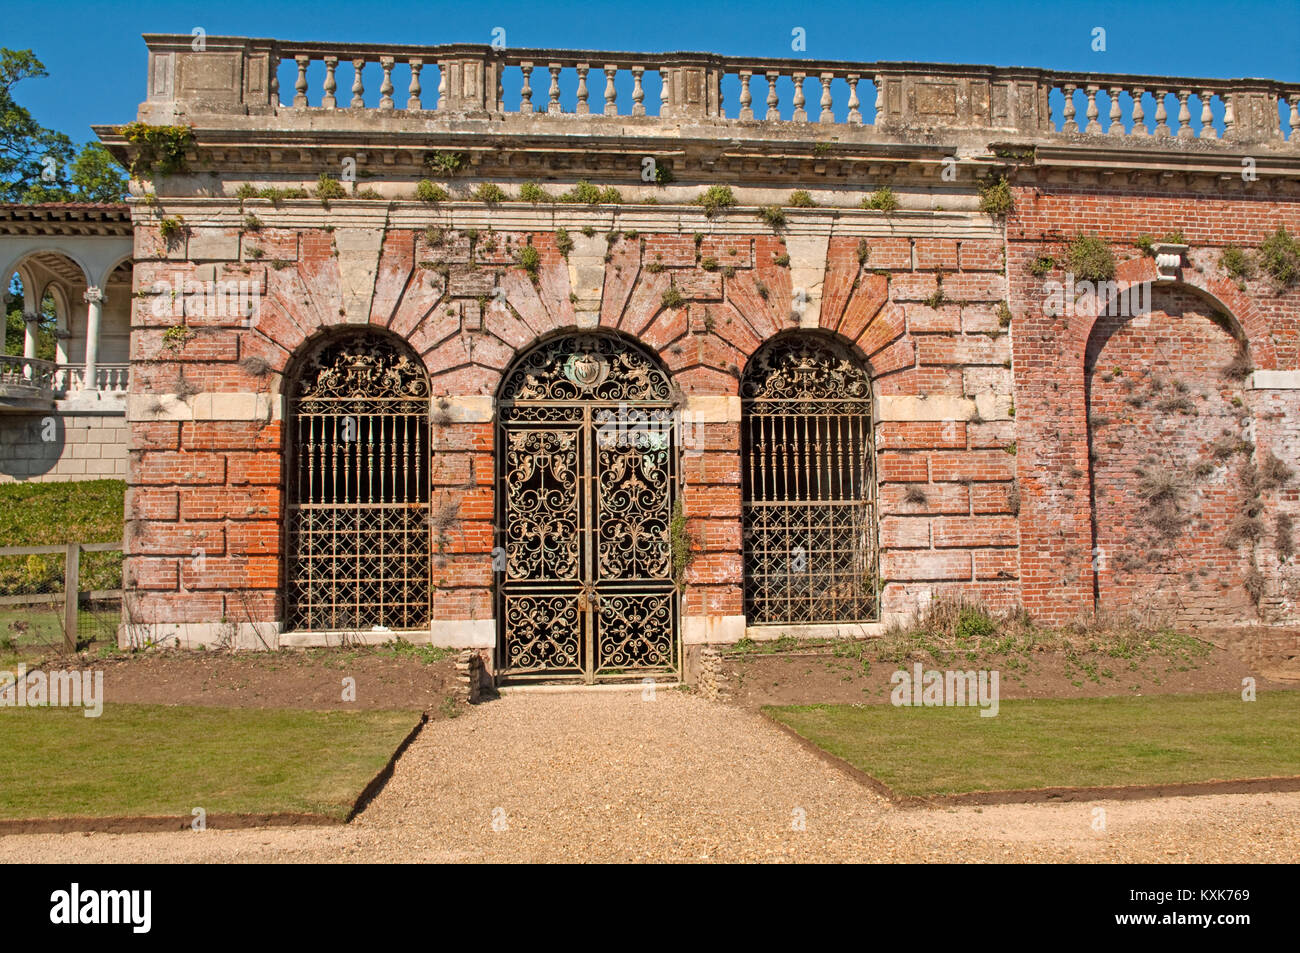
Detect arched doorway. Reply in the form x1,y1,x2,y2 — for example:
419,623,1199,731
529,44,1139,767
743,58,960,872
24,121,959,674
741,333,878,625
285,329,431,632
496,333,677,683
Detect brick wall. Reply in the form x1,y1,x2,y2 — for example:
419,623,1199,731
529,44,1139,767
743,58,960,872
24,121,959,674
122,189,1300,646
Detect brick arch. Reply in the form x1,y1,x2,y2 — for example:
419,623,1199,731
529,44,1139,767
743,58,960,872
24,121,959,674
1068,256,1278,372
1083,284,1257,624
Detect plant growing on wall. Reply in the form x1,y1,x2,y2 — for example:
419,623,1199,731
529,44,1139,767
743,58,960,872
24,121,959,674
425,151,467,176
515,244,541,283
119,122,194,176
669,498,695,590
862,186,899,213
695,185,735,217
1259,227,1299,288
314,173,347,207
788,190,815,208
977,175,1014,217
1067,236,1116,282
415,180,448,203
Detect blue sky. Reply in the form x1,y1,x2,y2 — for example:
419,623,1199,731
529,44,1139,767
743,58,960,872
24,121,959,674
6,0,1299,144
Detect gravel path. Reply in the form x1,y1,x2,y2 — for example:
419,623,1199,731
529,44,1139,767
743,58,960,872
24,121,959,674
2,690,1298,863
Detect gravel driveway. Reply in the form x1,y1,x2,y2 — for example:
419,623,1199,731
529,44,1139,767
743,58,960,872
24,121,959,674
2,689,1297,863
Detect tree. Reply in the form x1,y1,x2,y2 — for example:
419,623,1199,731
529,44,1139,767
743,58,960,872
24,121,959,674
0,48,127,203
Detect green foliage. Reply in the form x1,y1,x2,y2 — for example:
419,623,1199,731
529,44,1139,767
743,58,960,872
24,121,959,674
1135,235,1156,256
516,244,541,281
1028,255,1055,277
669,498,695,588
756,205,786,229
120,121,194,177
996,301,1013,327
471,182,508,204
161,324,193,350
314,173,347,206
977,175,1014,216
518,181,551,204
661,285,685,309
773,252,790,267
1067,235,1116,282
1220,245,1254,281
700,257,718,272
425,151,467,176
414,180,449,203
158,215,186,246
242,214,262,232
557,180,621,205
788,189,816,208
555,227,574,258
862,186,899,213
695,185,735,217
856,239,870,265
1259,227,1300,287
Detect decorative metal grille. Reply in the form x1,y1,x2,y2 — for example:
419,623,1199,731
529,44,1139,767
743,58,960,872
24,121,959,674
286,331,431,631
498,334,678,682
741,335,878,624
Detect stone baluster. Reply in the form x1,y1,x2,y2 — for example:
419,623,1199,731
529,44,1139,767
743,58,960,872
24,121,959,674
408,59,423,109
1176,89,1193,138
294,55,310,107
875,75,885,123
818,73,834,123
1131,87,1148,136
738,71,754,120
631,66,645,115
519,63,534,113
1288,94,1299,142
548,64,562,114
847,74,862,124
576,64,590,115
1153,89,1170,136
270,55,280,106
1222,92,1236,139
323,57,338,109
660,71,670,113
1107,86,1123,135
379,58,395,109
1199,90,1217,139
603,66,618,116
436,67,446,110
350,58,365,108
792,72,807,121
1061,84,1078,133
765,71,780,120
1084,85,1101,133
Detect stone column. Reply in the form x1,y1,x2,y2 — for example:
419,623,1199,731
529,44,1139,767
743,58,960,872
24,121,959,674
83,286,103,391
22,311,39,360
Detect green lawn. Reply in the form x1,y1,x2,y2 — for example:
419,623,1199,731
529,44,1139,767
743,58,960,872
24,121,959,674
768,692,1300,796
0,704,419,819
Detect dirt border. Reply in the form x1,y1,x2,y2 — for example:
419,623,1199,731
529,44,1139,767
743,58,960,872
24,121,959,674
759,710,1300,809
0,712,428,836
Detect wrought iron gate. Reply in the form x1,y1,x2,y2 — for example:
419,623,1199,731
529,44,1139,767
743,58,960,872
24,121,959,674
497,334,678,682
286,331,431,632
741,335,878,624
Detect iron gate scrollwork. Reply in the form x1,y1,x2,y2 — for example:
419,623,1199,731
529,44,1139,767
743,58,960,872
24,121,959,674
497,334,678,682
741,335,878,625
286,331,431,632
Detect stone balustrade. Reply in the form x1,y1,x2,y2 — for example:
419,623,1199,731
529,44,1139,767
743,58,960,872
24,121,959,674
55,363,130,396
0,355,57,404
139,34,1300,146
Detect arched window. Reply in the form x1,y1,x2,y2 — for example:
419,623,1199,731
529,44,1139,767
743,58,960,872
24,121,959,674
741,334,878,624
285,330,430,631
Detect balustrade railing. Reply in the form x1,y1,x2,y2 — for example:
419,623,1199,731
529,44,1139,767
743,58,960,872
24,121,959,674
140,35,1300,145
0,356,57,401
52,363,130,397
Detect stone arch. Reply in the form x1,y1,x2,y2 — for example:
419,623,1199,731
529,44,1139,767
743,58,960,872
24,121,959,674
1084,282,1259,625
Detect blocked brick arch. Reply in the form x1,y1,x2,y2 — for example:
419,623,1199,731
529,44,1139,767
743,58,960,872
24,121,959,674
1085,286,1256,625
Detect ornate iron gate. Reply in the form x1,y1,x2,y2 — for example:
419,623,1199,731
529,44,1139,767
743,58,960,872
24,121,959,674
286,331,431,632
497,334,678,683
741,335,878,624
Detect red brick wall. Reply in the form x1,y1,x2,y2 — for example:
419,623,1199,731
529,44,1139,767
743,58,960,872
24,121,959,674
124,192,1299,637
